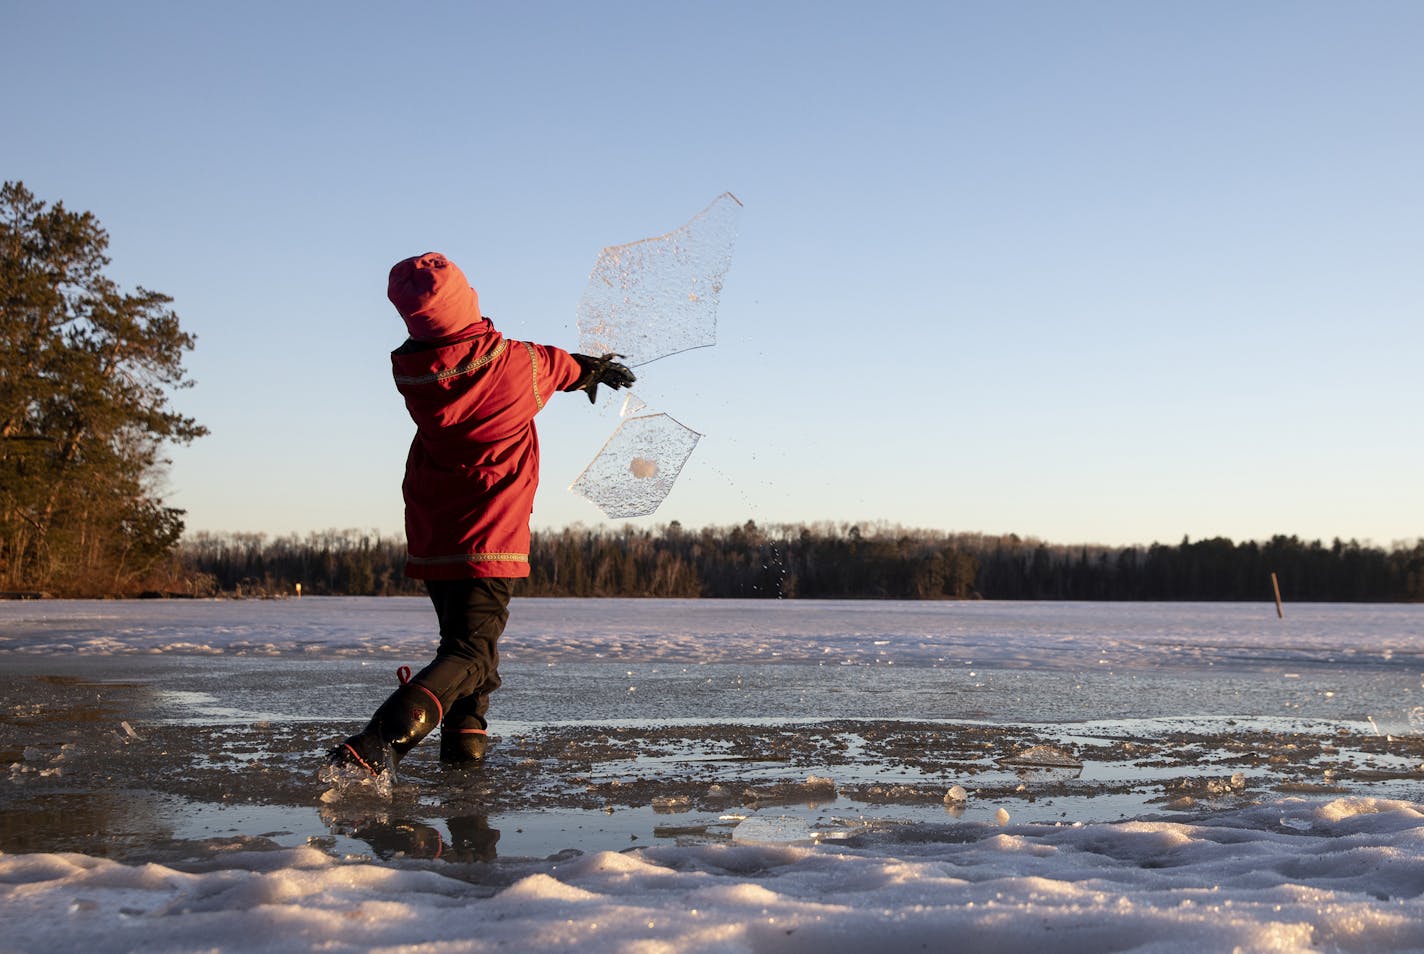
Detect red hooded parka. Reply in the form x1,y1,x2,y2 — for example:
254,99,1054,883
387,253,584,580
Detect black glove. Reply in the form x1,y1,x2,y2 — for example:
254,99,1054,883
571,353,636,404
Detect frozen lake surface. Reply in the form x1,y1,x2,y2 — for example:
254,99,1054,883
4,597,1424,952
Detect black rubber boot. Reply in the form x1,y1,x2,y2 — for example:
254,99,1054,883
329,729,396,778
439,723,488,763
439,707,489,764
328,676,445,777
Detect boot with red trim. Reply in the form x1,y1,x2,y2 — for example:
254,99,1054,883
439,704,489,765
327,665,445,778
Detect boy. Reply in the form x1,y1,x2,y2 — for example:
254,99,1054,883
328,252,634,776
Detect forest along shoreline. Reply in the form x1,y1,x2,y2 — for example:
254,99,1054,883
31,523,1421,602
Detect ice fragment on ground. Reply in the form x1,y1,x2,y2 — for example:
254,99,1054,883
577,193,743,368
995,807,1011,825
1168,772,1247,798
1199,773,1246,795
732,813,812,845
570,413,702,518
945,785,969,804
998,745,1084,769
651,795,692,813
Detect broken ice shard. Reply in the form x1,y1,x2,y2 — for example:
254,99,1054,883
997,745,1084,769
998,745,1085,782
732,813,812,845
570,413,702,518
620,391,649,417
576,193,743,368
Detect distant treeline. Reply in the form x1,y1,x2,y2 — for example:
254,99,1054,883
175,523,1424,602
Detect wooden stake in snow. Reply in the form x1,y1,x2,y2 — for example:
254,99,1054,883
1271,572,1284,619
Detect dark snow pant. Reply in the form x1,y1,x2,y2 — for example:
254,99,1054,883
337,577,512,769
413,577,513,729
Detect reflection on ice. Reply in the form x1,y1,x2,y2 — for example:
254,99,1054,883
319,808,500,863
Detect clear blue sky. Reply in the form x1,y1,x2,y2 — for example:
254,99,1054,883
4,1,1421,548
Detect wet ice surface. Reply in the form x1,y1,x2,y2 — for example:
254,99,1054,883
6,654,1424,864
5,596,1420,671
5,599,1424,951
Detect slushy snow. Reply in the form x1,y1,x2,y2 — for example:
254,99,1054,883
5,798,1424,952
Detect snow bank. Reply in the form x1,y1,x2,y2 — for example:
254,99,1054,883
4,797,1424,953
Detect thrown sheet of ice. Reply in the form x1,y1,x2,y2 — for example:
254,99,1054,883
570,413,702,518
576,193,743,368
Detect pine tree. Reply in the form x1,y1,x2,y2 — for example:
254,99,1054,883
1,181,206,594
